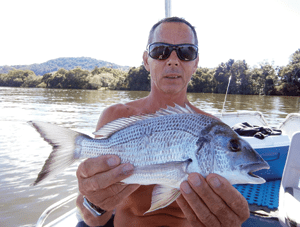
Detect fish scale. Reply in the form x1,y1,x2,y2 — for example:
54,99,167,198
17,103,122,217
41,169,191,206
29,104,269,213
80,128,196,166
78,114,206,166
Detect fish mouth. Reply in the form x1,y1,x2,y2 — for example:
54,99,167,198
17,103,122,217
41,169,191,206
248,171,260,178
241,162,270,181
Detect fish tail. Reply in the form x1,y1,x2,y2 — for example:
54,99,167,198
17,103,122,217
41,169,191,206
29,121,88,186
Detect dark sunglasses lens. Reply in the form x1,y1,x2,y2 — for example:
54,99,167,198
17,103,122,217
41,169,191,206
149,44,171,60
149,43,198,61
177,46,198,61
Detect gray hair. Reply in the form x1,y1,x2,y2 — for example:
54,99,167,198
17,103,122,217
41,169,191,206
147,17,198,46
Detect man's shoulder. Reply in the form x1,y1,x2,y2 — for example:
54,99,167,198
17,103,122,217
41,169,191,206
100,100,144,123
106,100,144,116
102,103,138,119
189,104,219,120
96,103,141,131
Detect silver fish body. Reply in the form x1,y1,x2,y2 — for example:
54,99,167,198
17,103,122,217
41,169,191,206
29,104,269,213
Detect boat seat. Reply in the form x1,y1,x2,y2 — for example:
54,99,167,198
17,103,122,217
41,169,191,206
278,132,300,227
279,113,300,140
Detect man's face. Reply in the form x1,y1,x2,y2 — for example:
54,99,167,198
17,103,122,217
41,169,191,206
143,22,199,95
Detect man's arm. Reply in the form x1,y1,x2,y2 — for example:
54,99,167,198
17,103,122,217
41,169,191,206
76,104,140,226
177,173,250,227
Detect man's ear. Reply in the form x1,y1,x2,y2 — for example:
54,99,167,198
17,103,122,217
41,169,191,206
143,51,150,72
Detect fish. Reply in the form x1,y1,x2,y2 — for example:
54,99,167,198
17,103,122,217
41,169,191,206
29,104,269,213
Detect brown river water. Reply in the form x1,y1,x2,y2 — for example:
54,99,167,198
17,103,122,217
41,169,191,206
0,87,299,226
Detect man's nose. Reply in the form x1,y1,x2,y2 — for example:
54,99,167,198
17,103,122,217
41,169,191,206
166,50,179,66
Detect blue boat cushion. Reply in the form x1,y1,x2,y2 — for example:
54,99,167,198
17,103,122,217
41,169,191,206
234,180,281,210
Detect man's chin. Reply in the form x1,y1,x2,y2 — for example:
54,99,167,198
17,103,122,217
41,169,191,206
159,85,186,94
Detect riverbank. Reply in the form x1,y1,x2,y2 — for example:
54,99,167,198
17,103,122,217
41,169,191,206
1,56,300,96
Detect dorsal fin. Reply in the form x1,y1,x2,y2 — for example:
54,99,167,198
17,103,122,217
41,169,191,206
93,103,196,138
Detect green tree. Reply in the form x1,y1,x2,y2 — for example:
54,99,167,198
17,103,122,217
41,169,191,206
249,68,264,95
125,66,150,91
214,61,232,94
277,49,300,95
259,61,278,95
188,68,216,93
0,69,36,87
47,69,67,88
214,59,247,94
22,73,42,87
290,48,300,65
230,60,250,94
41,73,53,87
62,68,89,89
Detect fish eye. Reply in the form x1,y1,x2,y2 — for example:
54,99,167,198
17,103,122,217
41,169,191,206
229,139,240,152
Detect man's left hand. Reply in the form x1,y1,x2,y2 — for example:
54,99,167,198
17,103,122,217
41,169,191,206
176,173,249,227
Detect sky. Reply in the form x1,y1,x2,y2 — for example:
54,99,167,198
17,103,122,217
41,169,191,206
0,0,300,69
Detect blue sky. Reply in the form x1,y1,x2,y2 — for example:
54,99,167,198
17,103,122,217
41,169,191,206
1,0,299,68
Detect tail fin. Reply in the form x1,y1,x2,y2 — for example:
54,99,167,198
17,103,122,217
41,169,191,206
29,121,85,186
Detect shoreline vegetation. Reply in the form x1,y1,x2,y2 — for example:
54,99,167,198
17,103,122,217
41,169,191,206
1,49,299,96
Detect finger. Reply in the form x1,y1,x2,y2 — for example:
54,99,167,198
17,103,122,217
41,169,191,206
76,155,121,179
176,194,205,227
188,173,237,226
180,180,221,227
79,162,134,195
206,174,250,222
95,184,140,211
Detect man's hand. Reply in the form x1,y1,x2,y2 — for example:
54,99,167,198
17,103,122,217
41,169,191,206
76,155,140,225
177,173,249,227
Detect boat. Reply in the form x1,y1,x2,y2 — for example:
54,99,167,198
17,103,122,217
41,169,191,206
216,111,300,227
35,193,78,227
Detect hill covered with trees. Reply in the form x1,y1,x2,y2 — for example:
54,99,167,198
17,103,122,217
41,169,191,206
0,57,129,76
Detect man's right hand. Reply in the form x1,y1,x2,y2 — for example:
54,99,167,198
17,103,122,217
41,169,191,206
76,155,140,225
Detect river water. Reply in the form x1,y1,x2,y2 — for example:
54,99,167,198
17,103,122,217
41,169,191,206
0,87,299,227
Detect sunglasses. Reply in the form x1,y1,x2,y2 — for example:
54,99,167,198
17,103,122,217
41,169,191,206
147,42,198,61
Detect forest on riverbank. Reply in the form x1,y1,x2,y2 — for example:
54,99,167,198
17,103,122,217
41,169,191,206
1,49,299,96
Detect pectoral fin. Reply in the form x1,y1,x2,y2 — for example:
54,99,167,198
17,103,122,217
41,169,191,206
145,185,181,214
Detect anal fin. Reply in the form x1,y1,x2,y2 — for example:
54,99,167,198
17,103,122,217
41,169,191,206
144,185,181,214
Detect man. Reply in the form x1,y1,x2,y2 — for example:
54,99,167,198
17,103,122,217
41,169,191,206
76,17,250,227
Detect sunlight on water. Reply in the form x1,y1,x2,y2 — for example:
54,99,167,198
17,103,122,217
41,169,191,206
0,87,299,226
